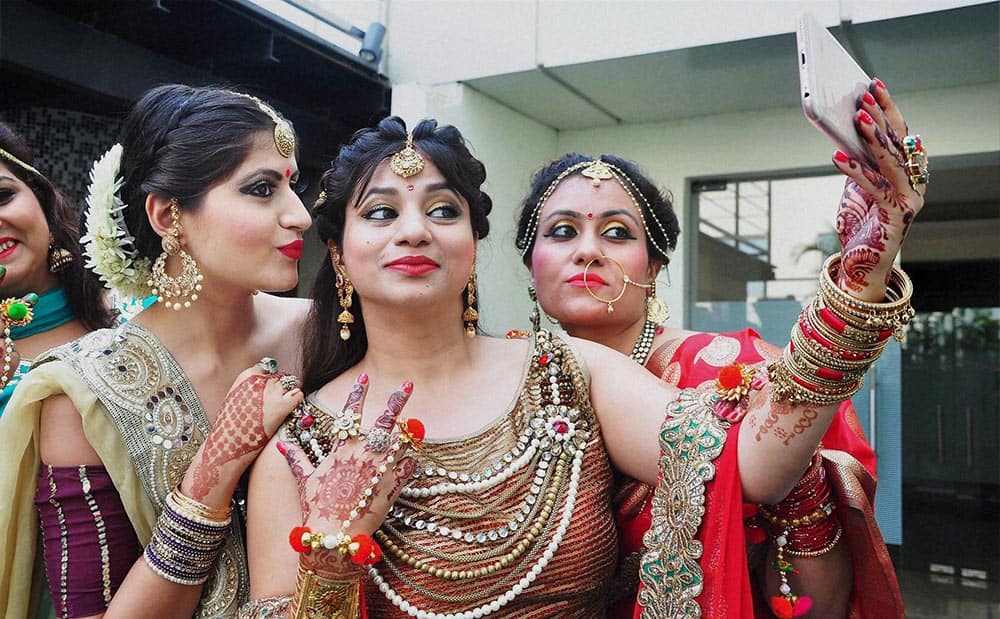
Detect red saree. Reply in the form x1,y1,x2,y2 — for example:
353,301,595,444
617,329,903,618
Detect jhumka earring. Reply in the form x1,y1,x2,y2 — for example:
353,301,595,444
332,248,354,341
148,198,203,311
47,234,73,272
527,285,541,333
463,250,479,337
646,280,671,324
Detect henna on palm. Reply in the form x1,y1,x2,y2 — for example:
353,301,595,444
189,375,269,500
311,455,378,522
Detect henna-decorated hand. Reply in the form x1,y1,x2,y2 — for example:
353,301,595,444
183,364,304,504
278,375,419,578
831,79,925,302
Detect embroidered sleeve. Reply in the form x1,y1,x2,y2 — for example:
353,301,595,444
35,464,141,618
239,596,292,618
637,390,728,618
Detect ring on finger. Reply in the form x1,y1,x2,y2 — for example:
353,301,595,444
279,375,300,392
365,427,392,453
332,408,361,441
257,357,279,375
903,135,929,187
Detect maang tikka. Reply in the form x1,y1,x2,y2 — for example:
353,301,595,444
389,132,425,179
148,198,203,310
332,247,354,341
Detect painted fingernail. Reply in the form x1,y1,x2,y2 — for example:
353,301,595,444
358,373,368,385
858,110,875,125
276,441,287,456
874,77,886,91
862,91,876,106
834,150,851,163
0,266,6,278
402,381,414,394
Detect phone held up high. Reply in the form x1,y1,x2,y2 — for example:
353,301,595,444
797,13,874,165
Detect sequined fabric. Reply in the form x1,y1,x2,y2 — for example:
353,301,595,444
40,322,249,618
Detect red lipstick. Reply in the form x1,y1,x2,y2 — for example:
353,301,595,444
568,272,607,288
0,237,19,260
386,255,439,276
278,239,304,260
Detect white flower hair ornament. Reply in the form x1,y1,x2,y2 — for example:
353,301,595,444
81,144,153,300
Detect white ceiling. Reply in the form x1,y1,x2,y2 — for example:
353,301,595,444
463,3,999,131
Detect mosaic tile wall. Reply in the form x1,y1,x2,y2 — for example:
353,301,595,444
1,107,121,212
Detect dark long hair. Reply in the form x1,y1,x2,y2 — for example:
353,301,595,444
515,153,680,264
118,84,296,261
0,122,114,330
303,117,493,393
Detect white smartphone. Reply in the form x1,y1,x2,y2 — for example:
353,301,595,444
797,13,872,164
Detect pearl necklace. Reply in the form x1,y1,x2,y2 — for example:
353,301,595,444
371,330,588,616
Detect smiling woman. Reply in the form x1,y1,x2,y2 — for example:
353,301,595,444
0,122,114,418
0,86,313,619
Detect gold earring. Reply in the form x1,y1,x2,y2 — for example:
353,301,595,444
148,198,203,311
332,248,354,341
47,234,72,272
646,280,670,324
463,258,479,338
527,285,541,333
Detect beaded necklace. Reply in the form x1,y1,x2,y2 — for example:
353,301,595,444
286,332,592,618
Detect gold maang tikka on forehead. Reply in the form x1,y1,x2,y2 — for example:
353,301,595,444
389,131,425,178
225,90,296,158
580,160,613,187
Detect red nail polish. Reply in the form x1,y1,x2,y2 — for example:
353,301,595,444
402,381,414,394
834,150,851,163
858,110,875,125
358,373,368,385
276,441,287,456
874,78,886,91
862,91,876,106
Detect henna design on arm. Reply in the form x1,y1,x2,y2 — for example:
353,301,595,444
782,407,820,446
755,400,793,443
189,375,269,500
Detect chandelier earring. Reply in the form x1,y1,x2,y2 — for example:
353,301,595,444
646,280,671,324
47,234,73,272
332,248,354,341
463,253,479,338
527,285,541,333
148,199,203,311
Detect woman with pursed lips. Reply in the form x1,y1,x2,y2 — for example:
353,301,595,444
0,86,311,619
515,79,910,618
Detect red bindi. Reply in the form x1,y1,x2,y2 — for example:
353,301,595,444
285,168,292,179
587,212,594,219
407,184,415,191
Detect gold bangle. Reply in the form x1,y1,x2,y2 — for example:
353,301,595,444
169,488,231,523
820,253,915,337
292,564,360,619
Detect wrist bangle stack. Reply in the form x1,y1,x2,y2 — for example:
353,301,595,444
769,253,914,407
292,564,360,619
758,452,843,619
143,488,231,585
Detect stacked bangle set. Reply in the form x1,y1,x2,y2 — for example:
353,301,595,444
144,488,231,585
769,253,914,407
